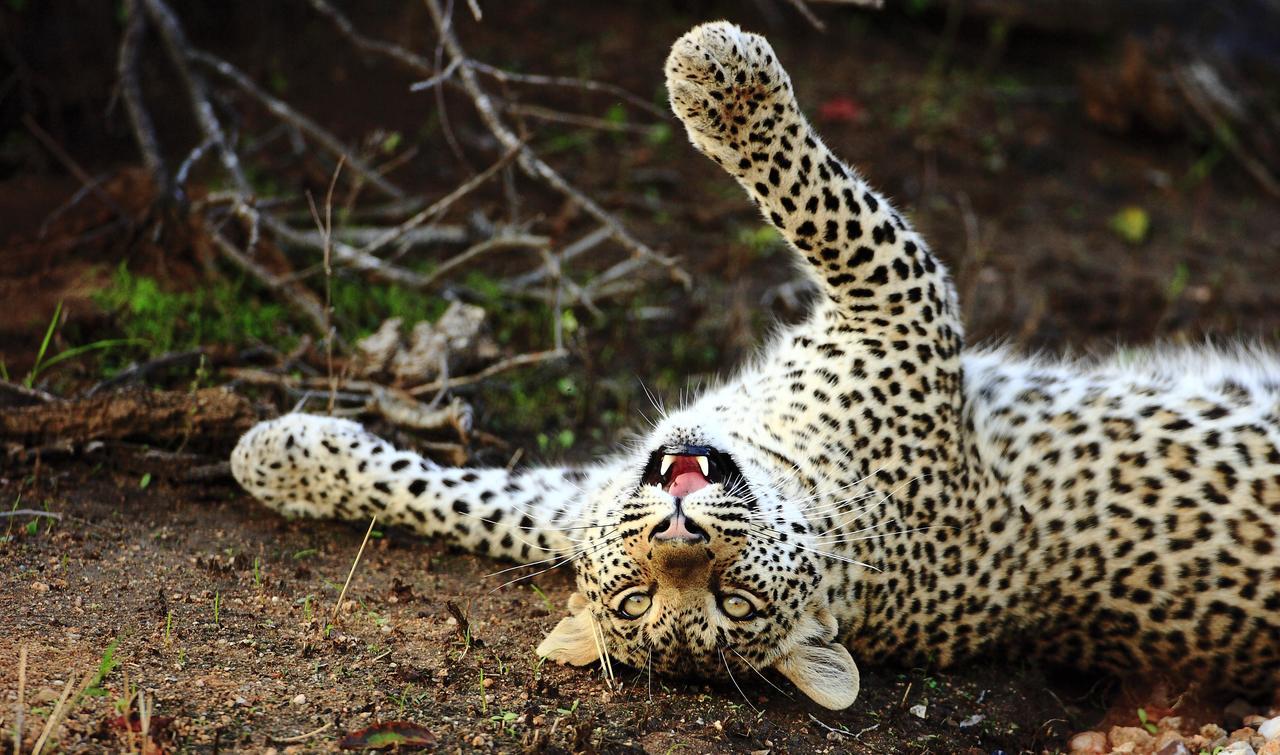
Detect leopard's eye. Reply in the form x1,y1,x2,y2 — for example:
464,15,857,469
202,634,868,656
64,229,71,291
720,594,756,620
618,592,652,619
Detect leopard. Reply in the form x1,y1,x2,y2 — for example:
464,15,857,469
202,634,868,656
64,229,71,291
231,21,1280,710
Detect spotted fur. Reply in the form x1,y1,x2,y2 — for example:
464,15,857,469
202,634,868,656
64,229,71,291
231,23,1280,709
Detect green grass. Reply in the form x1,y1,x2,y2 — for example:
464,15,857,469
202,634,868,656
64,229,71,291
92,264,297,359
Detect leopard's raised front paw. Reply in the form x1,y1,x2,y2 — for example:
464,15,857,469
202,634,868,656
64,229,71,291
664,21,794,167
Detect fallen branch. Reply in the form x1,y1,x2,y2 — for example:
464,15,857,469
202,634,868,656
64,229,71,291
423,0,689,289
0,388,259,449
117,0,170,196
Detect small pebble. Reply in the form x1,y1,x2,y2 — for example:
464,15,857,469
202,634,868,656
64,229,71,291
1156,742,1191,755
292,693,306,705
1068,730,1108,754
1260,742,1280,755
1259,717,1280,742
1110,726,1155,748
481,677,494,688
1222,743,1257,755
908,704,927,719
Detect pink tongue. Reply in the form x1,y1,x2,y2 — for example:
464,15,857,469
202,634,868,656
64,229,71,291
665,457,710,497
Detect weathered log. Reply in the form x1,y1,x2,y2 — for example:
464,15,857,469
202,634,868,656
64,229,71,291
0,388,259,450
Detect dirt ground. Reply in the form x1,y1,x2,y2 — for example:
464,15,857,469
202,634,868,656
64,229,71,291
2,1,1279,752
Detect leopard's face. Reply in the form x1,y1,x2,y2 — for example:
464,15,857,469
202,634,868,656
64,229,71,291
537,417,862,709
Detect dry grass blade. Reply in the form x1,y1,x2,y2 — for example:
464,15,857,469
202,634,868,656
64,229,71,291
268,721,333,745
305,157,345,413
30,670,87,755
330,516,379,632
14,646,27,754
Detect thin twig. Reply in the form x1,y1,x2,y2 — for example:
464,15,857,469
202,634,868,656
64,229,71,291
502,102,658,135
502,225,611,290
191,50,404,200
422,0,688,288
86,349,204,396
31,670,86,755
305,157,345,413
355,144,521,257
416,234,548,289
468,60,666,119
268,721,333,745
786,0,828,31
15,646,26,755
406,348,567,397
306,0,437,75
0,510,64,520
330,516,378,630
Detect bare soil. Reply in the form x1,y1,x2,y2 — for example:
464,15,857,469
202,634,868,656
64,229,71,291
2,1,1279,752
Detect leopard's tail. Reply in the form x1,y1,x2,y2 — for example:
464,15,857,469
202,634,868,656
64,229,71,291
231,414,590,563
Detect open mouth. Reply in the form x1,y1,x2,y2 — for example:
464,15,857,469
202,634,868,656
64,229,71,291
640,445,743,498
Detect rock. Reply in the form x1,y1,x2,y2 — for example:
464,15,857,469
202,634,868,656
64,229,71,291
1155,730,1189,750
1223,743,1257,755
1203,724,1228,741
1111,725,1156,748
1156,742,1192,755
1068,730,1108,754
958,714,985,729
1259,742,1280,755
291,693,306,705
355,318,403,375
909,703,927,719
1259,717,1280,741
1247,716,1269,728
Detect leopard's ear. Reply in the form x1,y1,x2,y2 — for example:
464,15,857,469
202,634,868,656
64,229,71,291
535,593,601,666
774,640,860,710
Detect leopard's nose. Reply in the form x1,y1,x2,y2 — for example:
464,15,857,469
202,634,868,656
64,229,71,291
649,512,709,543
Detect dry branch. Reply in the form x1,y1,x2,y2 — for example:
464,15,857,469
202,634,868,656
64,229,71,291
422,0,689,289
112,0,683,424
118,0,169,196
467,60,667,119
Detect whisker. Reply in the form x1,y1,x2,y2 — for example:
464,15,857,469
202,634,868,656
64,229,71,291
719,646,760,714
484,533,622,590
747,525,882,571
816,523,958,545
728,646,793,700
